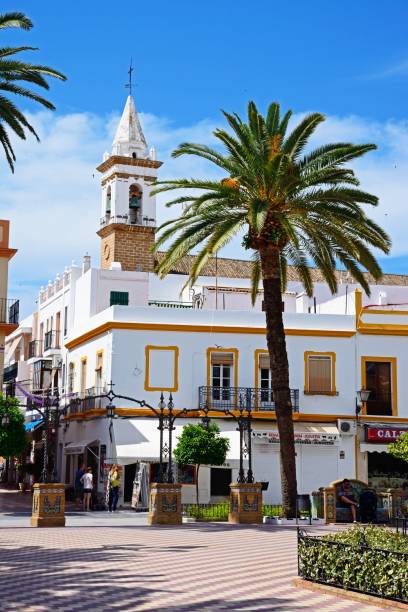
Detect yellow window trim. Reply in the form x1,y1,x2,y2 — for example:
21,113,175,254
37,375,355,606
94,349,104,387
361,356,398,417
304,351,336,395
144,345,179,392
206,347,239,388
254,349,269,390
206,347,239,411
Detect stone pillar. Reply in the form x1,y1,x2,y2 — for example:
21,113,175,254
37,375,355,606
229,483,262,524
148,482,182,525
31,483,66,527
323,486,336,523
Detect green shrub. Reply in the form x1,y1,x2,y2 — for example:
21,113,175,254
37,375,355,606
299,526,408,602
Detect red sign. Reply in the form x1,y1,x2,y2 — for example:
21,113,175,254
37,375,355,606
366,427,408,443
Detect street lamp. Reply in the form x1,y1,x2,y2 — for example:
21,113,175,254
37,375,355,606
356,388,371,417
355,388,371,480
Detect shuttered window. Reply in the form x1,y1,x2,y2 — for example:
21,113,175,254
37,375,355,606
307,355,332,393
110,291,129,306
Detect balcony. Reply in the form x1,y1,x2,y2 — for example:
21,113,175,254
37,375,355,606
44,330,60,352
0,298,19,326
198,386,300,413
65,387,108,416
32,359,52,393
28,340,43,359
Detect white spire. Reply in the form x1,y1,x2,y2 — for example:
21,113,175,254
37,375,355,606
112,95,147,157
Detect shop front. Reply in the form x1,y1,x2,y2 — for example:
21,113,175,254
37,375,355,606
252,423,350,503
361,425,408,490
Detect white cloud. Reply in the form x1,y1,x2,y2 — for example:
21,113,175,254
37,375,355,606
1,107,408,316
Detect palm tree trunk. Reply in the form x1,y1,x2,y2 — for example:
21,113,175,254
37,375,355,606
260,244,297,517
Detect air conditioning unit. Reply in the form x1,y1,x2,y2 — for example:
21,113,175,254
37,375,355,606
337,419,357,435
51,355,62,369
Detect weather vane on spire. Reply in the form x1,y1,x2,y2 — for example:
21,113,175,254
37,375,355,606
125,58,134,97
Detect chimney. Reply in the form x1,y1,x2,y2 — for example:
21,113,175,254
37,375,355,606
82,253,91,274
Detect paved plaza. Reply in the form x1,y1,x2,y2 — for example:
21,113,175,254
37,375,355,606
0,518,386,612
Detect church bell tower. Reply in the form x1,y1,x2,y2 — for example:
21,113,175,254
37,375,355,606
96,94,162,271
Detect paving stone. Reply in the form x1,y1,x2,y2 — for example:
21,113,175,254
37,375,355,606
0,524,385,611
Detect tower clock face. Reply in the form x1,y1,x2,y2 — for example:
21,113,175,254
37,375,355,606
104,243,111,261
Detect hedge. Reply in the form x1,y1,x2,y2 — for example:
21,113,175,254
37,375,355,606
298,526,408,602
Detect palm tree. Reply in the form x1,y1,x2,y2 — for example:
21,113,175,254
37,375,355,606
152,101,391,516
0,12,66,171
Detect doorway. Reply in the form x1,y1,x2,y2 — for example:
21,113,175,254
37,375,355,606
124,463,137,503
210,467,231,496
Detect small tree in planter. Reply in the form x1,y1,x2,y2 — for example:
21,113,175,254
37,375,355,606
388,432,408,464
174,422,230,509
0,396,27,482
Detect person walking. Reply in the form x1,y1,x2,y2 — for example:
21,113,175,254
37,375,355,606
108,464,120,512
80,468,93,512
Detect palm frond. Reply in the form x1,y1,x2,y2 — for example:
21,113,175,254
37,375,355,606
0,13,32,30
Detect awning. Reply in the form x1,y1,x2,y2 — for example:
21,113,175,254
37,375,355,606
360,443,389,454
25,419,43,432
5,335,21,365
252,424,340,446
64,439,98,455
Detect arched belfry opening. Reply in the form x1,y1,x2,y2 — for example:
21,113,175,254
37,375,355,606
106,186,111,220
129,183,142,224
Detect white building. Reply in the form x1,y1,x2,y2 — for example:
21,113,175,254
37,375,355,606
5,94,408,506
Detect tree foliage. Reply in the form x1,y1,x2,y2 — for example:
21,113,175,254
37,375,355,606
388,432,408,464
174,422,230,504
0,395,27,458
0,12,66,171
152,100,390,516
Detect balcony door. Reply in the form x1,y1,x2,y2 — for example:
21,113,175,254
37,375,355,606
211,353,233,401
259,353,273,406
364,360,393,416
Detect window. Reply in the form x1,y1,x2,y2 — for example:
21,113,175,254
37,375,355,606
80,359,87,393
68,363,75,393
64,306,68,336
110,291,129,306
258,353,273,403
62,363,66,393
363,357,396,416
211,352,233,401
305,352,335,395
95,351,103,391
55,312,61,348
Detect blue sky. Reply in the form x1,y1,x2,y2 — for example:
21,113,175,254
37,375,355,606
4,1,408,122
2,1,408,314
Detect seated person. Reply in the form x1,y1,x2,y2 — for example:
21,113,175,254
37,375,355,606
338,479,358,522
402,482,408,516
359,487,377,523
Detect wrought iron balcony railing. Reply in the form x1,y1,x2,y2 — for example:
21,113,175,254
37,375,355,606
148,300,194,309
198,386,299,412
65,387,108,415
44,330,60,351
28,340,43,359
0,298,19,325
